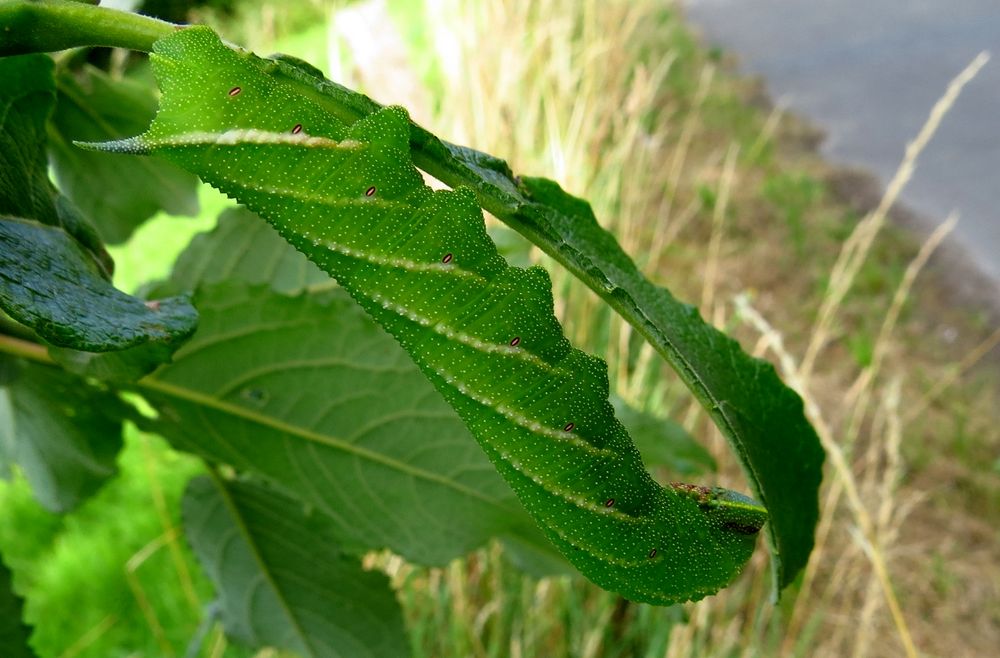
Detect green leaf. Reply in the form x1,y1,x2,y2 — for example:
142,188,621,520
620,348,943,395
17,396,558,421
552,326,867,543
101,27,768,604
257,36,823,593
0,553,36,658
0,217,197,372
144,282,542,564
0,356,126,512
500,528,576,578
433,144,823,597
158,210,570,574
183,474,410,658
0,53,197,381
166,206,329,296
0,54,60,226
49,64,199,244
0,54,110,272
612,397,716,478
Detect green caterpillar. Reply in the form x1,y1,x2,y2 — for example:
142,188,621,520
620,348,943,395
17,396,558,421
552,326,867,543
93,27,767,604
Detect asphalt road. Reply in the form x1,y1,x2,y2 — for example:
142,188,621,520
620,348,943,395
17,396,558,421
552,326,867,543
684,0,1000,285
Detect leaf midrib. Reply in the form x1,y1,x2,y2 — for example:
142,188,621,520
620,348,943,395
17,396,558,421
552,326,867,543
141,375,515,511
206,472,316,656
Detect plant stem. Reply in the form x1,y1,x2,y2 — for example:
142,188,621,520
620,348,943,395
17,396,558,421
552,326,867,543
0,0,175,56
0,334,52,365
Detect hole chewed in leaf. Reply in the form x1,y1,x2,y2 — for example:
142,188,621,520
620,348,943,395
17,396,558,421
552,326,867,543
240,388,269,405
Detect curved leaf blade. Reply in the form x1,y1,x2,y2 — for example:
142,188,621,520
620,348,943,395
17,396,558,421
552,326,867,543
0,54,109,272
145,282,541,564
108,27,768,604
0,54,58,225
156,214,569,573
183,475,410,658
260,42,824,594
0,217,196,357
506,177,825,592
0,53,196,381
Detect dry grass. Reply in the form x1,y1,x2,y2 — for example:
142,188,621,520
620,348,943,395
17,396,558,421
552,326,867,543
319,0,1000,656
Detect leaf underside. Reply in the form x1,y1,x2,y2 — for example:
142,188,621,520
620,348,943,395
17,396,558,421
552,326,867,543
154,208,710,576
98,27,768,604
154,212,541,566
612,398,715,478
146,281,552,565
166,206,329,296
183,475,410,658
0,356,125,513
266,43,825,592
